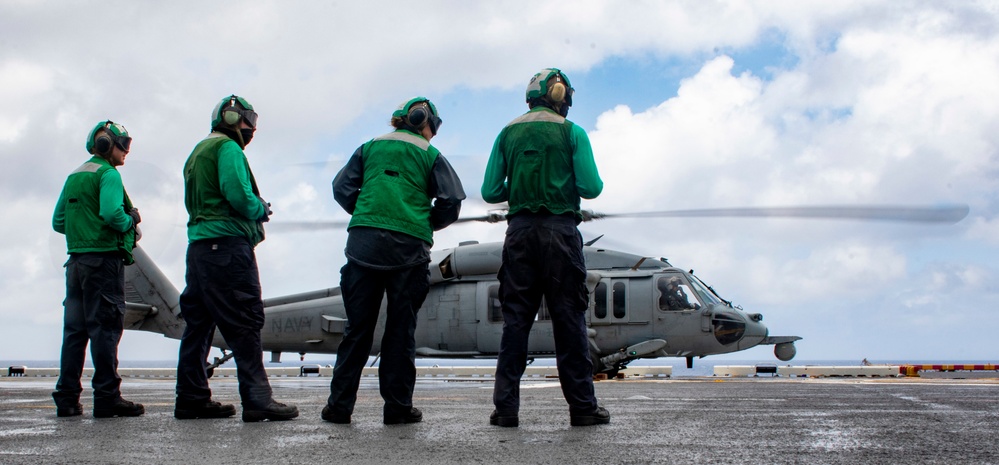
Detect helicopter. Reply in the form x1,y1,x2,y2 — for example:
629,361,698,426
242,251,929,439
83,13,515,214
120,204,969,375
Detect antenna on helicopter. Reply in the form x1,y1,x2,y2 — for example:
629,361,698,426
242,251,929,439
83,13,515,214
584,235,604,246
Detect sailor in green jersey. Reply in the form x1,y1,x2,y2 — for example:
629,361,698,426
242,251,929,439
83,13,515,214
175,95,298,423
323,97,465,425
51,120,145,419
482,69,609,428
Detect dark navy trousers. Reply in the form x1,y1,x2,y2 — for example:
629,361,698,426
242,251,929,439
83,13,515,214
176,236,273,409
493,214,598,416
326,261,429,417
53,253,126,410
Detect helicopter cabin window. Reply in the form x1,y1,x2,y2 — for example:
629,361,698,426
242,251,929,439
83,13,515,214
593,282,607,319
592,280,627,320
612,282,626,318
487,284,551,322
657,275,699,311
488,285,502,322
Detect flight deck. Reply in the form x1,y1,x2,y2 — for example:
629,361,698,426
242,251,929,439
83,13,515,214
2,371,997,464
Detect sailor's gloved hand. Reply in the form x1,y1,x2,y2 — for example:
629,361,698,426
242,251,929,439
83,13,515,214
257,196,273,222
127,208,141,227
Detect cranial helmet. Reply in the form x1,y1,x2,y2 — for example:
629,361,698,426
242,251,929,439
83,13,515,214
392,96,442,136
86,120,131,155
211,94,258,130
525,68,574,109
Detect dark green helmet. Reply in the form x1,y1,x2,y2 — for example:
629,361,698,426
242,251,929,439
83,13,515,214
525,68,573,107
392,96,442,135
211,94,258,130
85,120,131,155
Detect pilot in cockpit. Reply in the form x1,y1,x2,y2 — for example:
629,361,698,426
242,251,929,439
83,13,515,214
658,276,698,311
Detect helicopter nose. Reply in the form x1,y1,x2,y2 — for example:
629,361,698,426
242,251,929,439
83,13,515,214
740,317,768,350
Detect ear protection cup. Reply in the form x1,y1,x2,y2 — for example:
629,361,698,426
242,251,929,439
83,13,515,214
546,72,573,116
392,97,442,135
550,81,567,103
223,110,241,125
93,121,114,155
407,104,429,128
408,102,443,135
94,134,113,155
222,96,241,126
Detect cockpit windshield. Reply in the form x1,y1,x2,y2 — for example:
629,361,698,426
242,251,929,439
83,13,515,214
686,274,724,306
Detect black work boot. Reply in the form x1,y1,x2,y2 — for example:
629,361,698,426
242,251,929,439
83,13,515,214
489,410,519,427
383,406,422,425
94,398,145,418
175,399,237,419
570,406,610,426
242,401,299,422
56,403,84,418
320,405,351,424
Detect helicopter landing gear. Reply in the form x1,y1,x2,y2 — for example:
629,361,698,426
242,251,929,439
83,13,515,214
603,364,625,379
205,350,235,378
589,348,628,378
593,339,668,377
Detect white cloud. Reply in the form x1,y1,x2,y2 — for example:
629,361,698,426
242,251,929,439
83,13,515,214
0,60,55,142
2,1,998,360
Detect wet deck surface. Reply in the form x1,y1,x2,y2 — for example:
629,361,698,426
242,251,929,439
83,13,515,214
2,376,998,464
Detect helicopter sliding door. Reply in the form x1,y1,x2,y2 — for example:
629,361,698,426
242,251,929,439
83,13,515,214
418,281,479,353
476,282,504,353
475,282,557,355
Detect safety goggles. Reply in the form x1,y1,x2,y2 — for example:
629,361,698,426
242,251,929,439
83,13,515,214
234,108,258,128
114,136,132,152
104,121,132,152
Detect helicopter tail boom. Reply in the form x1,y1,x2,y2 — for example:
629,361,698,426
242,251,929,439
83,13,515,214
123,245,186,340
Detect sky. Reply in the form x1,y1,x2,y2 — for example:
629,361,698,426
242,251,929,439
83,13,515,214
2,1,997,363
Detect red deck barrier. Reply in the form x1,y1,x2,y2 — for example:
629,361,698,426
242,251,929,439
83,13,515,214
899,364,999,377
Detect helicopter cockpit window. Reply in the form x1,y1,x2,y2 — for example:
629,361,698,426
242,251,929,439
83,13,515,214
657,275,699,311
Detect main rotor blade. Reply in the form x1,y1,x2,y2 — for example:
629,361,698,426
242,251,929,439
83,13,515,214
588,204,970,224
452,215,504,224
270,204,970,231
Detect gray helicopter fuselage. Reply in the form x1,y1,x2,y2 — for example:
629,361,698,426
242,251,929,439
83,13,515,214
253,241,775,363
